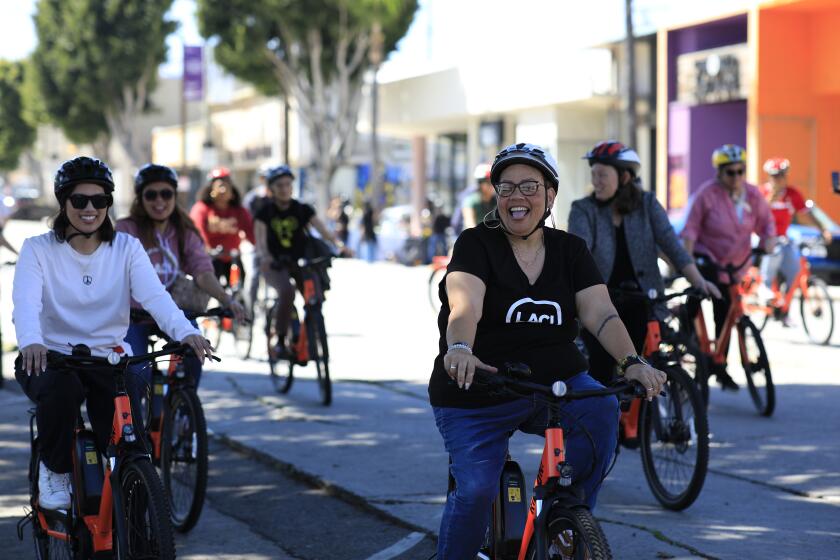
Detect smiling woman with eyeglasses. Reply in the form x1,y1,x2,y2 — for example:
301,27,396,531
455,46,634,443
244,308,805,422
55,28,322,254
680,144,776,391
11,157,213,511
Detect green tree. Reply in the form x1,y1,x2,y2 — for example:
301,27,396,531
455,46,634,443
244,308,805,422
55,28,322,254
198,0,418,211
31,0,177,165
0,61,36,171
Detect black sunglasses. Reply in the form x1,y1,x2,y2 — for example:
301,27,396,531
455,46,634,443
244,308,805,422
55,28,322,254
68,194,113,210
143,188,176,202
724,167,746,177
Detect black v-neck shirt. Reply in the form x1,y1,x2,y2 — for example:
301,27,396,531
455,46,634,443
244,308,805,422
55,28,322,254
429,224,604,408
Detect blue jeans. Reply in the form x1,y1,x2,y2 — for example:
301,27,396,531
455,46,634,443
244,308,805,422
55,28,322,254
124,321,202,405
432,372,619,560
760,239,800,289
359,239,378,263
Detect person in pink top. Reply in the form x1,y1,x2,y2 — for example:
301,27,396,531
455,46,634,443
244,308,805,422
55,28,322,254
117,164,245,397
758,158,832,309
681,144,776,391
189,167,256,288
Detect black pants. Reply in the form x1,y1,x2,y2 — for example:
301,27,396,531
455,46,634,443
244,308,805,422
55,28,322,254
213,255,246,289
581,298,648,386
15,357,144,474
685,255,732,341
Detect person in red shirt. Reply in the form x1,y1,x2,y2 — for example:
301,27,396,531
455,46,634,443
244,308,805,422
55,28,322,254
189,166,256,287
759,158,831,305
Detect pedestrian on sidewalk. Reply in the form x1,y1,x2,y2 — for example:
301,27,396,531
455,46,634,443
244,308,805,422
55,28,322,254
359,201,378,263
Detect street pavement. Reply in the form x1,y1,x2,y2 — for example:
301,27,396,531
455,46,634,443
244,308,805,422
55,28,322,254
1,218,840,559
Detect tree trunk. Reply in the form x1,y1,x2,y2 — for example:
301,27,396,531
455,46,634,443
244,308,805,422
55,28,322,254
625,0,638,149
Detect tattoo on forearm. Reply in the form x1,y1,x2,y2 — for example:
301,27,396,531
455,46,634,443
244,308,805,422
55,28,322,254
595,314,619,338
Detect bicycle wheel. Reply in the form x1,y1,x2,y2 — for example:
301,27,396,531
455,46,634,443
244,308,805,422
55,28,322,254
231,291,254,359
737,317,775,417
266,300,294,394
663,309,710,407
428,266,446,314
115,459,176,560
639,366,709,510
308,308,332,406
800,277,834,345
160,388,208,533
526,505,612,560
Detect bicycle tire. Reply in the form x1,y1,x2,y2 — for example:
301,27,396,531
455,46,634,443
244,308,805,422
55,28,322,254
639,366,709,511
115,459,176,560
737,317,775,417
160,388,208,533
664,307,710,407
800,277,834,345
231,291,254,359
309,308,332,406
266,300,294,394
428,266,446,314
526,505,612,560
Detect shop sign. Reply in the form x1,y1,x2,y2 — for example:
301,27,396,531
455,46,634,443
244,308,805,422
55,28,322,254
677,44,750,105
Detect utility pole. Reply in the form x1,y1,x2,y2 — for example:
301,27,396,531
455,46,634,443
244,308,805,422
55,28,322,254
625,0,638,149
369,21,385,208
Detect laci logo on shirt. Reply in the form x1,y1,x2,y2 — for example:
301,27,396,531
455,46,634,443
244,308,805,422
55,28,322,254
505,297,562,325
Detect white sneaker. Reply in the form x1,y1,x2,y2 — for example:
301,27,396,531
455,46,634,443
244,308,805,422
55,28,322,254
38,462,71,510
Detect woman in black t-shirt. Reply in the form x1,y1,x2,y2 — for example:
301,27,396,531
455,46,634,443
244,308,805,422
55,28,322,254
430,143,668,560
253,165,351,357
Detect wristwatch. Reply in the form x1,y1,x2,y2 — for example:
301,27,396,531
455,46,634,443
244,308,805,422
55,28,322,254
617,354,650,376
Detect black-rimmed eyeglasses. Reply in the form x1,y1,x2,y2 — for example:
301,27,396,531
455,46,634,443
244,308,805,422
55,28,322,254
493,180,542,197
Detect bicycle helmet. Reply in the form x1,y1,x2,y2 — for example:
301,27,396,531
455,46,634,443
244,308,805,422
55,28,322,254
207,166,231,181
583,140,642,177
712,144,747,169
134,164,178,194
473,163,492,183
264,164,295,184
490,143,559,189
763,157,790,176
54,156,115,199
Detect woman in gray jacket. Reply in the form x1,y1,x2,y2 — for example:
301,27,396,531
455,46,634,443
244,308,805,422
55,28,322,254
568,141,719,385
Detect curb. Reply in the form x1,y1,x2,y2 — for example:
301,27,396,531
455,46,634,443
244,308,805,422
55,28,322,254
208,428,438,543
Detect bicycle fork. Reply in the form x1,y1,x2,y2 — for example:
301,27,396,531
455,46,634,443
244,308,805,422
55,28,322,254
518,427,575,560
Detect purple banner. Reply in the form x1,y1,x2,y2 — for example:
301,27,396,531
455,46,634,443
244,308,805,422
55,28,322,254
183,46,204,102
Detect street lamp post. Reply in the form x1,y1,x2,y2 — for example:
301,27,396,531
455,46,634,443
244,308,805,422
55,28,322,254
369,21,385,208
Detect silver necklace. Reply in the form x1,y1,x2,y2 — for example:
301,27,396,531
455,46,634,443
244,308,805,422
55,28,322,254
510,236,544,269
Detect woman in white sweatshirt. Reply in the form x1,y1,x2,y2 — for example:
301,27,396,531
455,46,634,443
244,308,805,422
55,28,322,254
12,156,213,511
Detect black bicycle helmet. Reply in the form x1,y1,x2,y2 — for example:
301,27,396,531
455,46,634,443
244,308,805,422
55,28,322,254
264,164,295,184
490,143,559,189
583,140,642,177
134,163,179,194
54,156,115,199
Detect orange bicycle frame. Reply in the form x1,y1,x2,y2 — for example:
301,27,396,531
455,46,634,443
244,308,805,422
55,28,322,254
516,427,566,560
694,284,743,366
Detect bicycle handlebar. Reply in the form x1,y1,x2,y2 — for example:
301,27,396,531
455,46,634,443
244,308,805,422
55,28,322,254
46,343,219,370
470,363,649,401
608,286,706,304
130,306,233,323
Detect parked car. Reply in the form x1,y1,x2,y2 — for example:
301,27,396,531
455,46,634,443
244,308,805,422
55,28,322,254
666,199,840,285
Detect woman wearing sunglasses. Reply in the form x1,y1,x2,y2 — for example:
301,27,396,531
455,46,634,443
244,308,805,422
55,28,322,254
189,167,255,287
12,157,213,510
681,144,776,391
429,143,667,560
568,141,720,389
116,164,245,396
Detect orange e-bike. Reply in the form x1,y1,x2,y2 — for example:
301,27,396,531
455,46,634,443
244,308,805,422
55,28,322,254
17,343,215,559
449,363,648,560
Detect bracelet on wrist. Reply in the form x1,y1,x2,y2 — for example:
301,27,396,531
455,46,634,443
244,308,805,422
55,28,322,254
447,342,473,354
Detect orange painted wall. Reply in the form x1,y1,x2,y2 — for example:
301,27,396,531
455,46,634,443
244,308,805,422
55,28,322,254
758,2,840,221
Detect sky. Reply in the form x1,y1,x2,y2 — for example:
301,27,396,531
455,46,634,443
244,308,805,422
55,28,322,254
0,0,751,80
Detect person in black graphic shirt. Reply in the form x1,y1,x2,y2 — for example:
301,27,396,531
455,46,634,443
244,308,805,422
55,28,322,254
253,165,351,358
429,143,668,560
